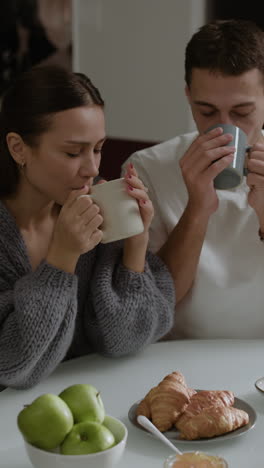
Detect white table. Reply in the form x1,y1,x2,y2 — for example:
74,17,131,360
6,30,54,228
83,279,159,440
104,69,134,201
0,339,263,467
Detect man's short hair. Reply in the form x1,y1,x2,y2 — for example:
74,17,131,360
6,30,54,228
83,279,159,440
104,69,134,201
185,19,264,87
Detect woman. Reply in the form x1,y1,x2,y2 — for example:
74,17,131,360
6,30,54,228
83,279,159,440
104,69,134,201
0,65,175,389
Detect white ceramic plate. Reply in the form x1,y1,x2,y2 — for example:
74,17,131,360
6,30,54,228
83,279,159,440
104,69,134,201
128,396,257,444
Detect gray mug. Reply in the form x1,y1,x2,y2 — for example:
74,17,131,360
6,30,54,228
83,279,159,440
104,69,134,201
205,124,250,190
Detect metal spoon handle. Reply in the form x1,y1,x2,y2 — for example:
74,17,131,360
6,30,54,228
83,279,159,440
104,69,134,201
137,415,182,455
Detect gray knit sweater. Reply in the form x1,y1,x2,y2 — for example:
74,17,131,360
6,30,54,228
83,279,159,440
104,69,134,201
0,202,175,389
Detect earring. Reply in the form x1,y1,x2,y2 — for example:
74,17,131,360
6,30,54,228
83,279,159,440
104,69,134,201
19,162,25,170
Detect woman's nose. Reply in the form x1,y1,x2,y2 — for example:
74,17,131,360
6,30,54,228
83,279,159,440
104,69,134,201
80,154,99,178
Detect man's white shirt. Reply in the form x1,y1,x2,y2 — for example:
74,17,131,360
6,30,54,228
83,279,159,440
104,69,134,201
122,131,264,339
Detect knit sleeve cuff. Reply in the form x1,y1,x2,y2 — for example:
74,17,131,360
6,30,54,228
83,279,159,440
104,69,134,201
34,261,78,288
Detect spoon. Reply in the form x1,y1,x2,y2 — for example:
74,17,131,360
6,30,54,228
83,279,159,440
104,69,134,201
137,415,182,455
255,377,264,392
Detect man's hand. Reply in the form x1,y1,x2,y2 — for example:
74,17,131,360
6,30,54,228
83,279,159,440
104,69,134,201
247,143,264,230
180,127,235,218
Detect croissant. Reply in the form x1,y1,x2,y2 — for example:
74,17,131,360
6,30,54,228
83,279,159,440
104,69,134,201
176,389,234,431
177,405,249,440
176,389,234,437
136,371,195,431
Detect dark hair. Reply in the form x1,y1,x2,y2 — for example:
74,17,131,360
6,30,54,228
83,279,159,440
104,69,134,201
0,65,104,197
185,19,264,87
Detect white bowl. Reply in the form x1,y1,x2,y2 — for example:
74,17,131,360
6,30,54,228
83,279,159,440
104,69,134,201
24,415,128,468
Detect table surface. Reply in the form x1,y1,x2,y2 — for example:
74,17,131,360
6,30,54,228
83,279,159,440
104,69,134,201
0,339,263,468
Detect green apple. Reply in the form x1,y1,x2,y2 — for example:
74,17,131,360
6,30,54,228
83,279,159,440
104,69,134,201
17,393,73,450
59,384,105,424
60,421,115,455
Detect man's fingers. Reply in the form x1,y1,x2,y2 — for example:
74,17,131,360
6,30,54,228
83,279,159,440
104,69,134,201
182,147,235,181
206,154,234,180
180,127,232,165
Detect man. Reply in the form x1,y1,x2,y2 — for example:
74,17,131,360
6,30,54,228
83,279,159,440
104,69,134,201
122,19,264,339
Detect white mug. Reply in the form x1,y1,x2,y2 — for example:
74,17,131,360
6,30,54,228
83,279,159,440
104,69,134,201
80,178,144,243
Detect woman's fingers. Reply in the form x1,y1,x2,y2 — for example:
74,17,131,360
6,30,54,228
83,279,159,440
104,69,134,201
83,205,103,230
124,165,148,194
53,187,104,255
95,178,108,185
138,199,154,230
126,162,138,177
63,185,89,209
89,228,103,246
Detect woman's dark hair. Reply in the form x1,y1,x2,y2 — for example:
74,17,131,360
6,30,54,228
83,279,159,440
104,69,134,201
185,19,264,87
0,65,104,197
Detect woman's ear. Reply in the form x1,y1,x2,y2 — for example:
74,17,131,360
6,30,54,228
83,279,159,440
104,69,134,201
6,132,27,166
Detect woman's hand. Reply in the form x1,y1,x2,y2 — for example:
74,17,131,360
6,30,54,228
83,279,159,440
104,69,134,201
47,186,103,272
122,163,153,272
124,163,154,236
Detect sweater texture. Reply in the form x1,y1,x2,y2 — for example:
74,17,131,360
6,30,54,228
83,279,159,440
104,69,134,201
0,201,175,389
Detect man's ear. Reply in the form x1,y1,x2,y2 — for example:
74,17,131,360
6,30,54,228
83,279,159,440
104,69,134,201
6,132,27,166
185,85,191,104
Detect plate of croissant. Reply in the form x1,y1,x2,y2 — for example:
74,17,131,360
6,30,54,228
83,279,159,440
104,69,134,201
128,371,256,442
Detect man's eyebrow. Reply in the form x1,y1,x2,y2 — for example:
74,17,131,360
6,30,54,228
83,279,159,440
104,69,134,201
193,101,216,107
194,100,255,108
233,102,255,108
64,137,106,145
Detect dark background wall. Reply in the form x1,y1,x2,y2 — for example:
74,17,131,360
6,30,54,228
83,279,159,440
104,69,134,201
208,1,264,30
